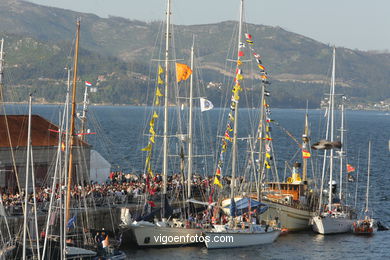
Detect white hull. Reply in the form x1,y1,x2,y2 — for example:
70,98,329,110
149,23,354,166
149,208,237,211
130,225,203,247
312,215,354,234
205,229,280,249
262,201,312,231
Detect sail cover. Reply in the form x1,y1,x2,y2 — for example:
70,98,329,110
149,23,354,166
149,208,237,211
225,198,268,216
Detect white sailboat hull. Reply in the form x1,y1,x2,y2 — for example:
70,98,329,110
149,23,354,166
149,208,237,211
205,229,280,249
130,225,203,247
312,215,354,234
262,201,312,231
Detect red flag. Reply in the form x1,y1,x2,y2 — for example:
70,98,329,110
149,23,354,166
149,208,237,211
245,33,252,39
347,164,355,173
147,201,156,207
238,51,244,57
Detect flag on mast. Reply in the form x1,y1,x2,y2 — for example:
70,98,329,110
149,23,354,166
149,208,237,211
85,81,92,87
200,98,214,112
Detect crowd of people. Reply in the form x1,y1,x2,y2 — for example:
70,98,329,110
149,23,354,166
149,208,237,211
0,171,232,216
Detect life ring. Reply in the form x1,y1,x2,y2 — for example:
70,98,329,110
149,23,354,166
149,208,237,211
287,177,292,183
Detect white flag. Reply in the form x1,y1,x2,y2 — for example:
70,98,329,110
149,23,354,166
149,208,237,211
200,98,214,112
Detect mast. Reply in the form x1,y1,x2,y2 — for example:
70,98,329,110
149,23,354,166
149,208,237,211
22,94,32,260
328,47,336,211
0,38,3,88
339,97,345,200
162,0,171,195
65,20,81,224
365,141,371,213
231,0,244,200
302,105,309,183
80,84,89,141
63,66,71,260
187,37,194,199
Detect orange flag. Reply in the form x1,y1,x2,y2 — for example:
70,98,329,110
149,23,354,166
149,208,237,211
176,63,192,82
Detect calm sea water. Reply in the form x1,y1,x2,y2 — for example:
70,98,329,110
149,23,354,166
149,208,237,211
5,105,390,259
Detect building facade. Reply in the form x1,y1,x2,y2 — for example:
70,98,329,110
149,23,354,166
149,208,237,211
0,115,90,193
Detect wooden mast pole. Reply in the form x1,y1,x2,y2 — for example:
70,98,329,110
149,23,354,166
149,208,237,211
65,20,80,225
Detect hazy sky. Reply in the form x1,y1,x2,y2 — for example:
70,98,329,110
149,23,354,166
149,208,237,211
27,0,389,51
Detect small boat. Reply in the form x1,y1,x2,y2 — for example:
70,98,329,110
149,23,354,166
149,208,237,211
352,141,377,235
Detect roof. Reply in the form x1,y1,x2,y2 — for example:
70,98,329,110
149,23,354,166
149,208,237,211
0,115,89,148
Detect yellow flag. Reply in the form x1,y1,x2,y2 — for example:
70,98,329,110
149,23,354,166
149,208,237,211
149,135,155,144
156,87,163,97
176,63,192,82
265,160,271,169
214,176,222,188
236,74,244,81
213,168,223,188
155,98,160,106
158,76,164,85
237,60,242,66
149,118,155,127
266,152,271,159
141,143,152,151
152,111,159,118
149,126,155,135
158,65,164,75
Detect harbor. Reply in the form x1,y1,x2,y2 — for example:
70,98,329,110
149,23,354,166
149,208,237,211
1,0,390,259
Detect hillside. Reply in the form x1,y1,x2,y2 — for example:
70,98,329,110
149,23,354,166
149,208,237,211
0,0,389,108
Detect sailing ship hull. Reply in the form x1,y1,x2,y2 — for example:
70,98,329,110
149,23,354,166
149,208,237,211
262,201,313,231
204,229,280,249
312,215,354,234
129,225,203,247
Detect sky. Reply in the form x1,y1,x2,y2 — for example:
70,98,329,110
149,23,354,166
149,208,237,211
26,0,389,51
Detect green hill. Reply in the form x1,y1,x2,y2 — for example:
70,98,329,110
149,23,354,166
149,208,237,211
0,0,389,108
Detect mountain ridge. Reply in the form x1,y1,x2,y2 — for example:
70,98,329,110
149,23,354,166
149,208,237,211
0,0,389,108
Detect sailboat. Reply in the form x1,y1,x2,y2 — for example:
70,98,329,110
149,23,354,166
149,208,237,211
352,141,377,234
123,0,208,247
311,47,356,234
204,0,280,249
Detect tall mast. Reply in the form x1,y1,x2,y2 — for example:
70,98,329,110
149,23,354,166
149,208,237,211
162,0,171,195
0,38,3,87
328,47,336,211
302,104,309,183
338,97,345,200
22,94,32,260
66,20,81,224
365,141,371,213
230,0,244,200
187,37,194,199
80,84,89,141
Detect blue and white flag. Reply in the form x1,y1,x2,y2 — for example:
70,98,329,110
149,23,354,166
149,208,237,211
200,98,214,112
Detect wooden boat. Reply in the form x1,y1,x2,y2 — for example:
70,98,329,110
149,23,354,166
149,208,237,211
352,141,377,235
